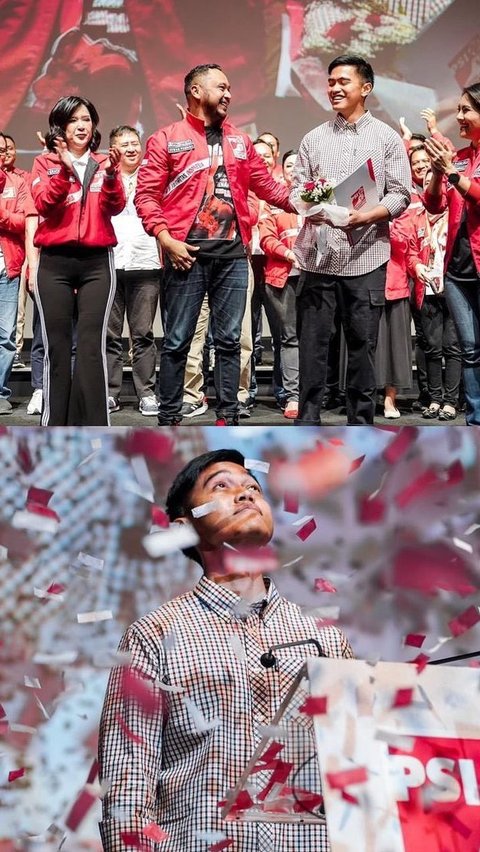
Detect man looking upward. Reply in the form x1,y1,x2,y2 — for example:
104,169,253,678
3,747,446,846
99,448,353,851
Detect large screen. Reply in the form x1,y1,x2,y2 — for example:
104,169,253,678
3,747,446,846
1,0,478,170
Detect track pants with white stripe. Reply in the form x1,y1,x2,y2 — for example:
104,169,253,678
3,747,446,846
35,246,116,426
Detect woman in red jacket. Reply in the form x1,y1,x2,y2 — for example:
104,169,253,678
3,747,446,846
424,82,480,425
31,95,125,426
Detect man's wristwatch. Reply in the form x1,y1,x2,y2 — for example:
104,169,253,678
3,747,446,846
446,171,461,185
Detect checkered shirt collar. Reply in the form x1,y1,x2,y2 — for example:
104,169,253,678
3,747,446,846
193,574,282,623
334,110,372,133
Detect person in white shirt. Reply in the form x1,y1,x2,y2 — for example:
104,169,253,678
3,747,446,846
106,125,162,416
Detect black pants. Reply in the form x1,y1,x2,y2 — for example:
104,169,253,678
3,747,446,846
296,266,386,424
419,296,461,407
106,269,161,400
35,246,116,426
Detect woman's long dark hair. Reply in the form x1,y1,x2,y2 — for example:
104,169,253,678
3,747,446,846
463,82,480,114
45,95,101,153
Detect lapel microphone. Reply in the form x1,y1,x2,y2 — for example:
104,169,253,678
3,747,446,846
260,638,325,668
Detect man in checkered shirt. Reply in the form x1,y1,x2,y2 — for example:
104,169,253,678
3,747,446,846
98,449,353,851
290,54,411,426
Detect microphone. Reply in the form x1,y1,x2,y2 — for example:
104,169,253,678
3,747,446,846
260,638,325,669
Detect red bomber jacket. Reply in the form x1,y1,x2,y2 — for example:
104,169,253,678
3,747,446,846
424,144,480,275
134,111,293,245
31,152,125,248
258,208,302,288
0,169,36,278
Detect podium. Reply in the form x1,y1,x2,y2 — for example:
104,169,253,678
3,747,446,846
222,658,480,851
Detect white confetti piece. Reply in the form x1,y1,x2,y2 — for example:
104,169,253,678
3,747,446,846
424,636,451,654
0,544,7,559
184,696,221,732
143,524,199,557
91,650,132,668
195,830,228,843
191,500,219,518
9,723,37,734
245,458,270,474
33,587,65,602
452,537,473,553
125,454,155,503
259,724,289,740
33,651,78,665
77,450,100,467
34,694,50,720
292,514,314,527
157,680,185,694
77,609,113,624
228,634,246,662
312,605,340,620
12,510,58,533
465,523,480,536
77,552,104,571
90,438,103,449
281,556,304,569
84,779,111,798
24,676,41,689
375,730,415,751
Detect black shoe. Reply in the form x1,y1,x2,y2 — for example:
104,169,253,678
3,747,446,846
12,353,26,370
412,395,430,412
157,416,182,425
108,396,120,413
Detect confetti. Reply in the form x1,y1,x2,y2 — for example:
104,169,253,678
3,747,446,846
34,586,65,601
76,552,104,571
65,760,99,830
8,723,37,734
123,430,174,461
0,544,7,559
326,766,368,790
122,670,163,715
404,633,426,648
448,605,480,638
143,823,169,842
12,509,58,533
452,537,473,554
228,634,246,662
184,696,221,732
465,523,480,536
283,492,299,514
224,545,279,575
376,730,415,751
392,545,475,596
126,454,156,502
115,712,146,745
157,680,185,694
120,831,149,850
392,688,414,708
410,653,430,673
349,455,365,473
33,650,78,665
143,524,199,558
151,506,170,528
269,444,351,500
300,695,328,715
26,486,54,506
294,516,317,541
382,427,418,465
245,458,270,474
24,675,41,688
358,495,386,524
314,578,337,593
8,768,26,782
191,500,220,518
209,840,234,852
77,609,113,623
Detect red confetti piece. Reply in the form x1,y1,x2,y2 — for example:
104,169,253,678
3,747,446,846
209,840,234,852
446,460,464,485
392,688,414,708
122,670,163,715
404,633,426,648
269,444,351,500
314,578,337,593
8,768,25,782
27,487,54,506
327,438,344,446
448,605,480,638
115,712,146,745
151,506,169,528
120,832,149,850
257,760,294,801
411,653,430,673
142,823,169,842
358,495,386,523
46,582,66,595
296,517,317,541
26,502,60,521
17,440,34,473
300,695,328,715
123,431,174,462
341,790,359,804
349,455,365,473
218,790,254,814
292,789,324,813
382,427,418,465
65,760,99,830
283,492,299,514
392,544,473,596
252,742,285,771
326,766,368,790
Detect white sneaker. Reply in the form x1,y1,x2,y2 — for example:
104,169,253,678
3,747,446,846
27,389,43,415
139,395,159,416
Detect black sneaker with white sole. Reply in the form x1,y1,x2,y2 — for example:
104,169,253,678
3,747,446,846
181,398,208,418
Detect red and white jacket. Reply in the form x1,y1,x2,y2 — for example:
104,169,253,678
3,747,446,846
0,169,36,278
31,152,125,248
407,206,449,310
258,208,302,287
134,111,293,245
424,144,480,275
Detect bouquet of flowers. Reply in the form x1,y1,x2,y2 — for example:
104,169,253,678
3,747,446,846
296,175,350,261
300,176,335,204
